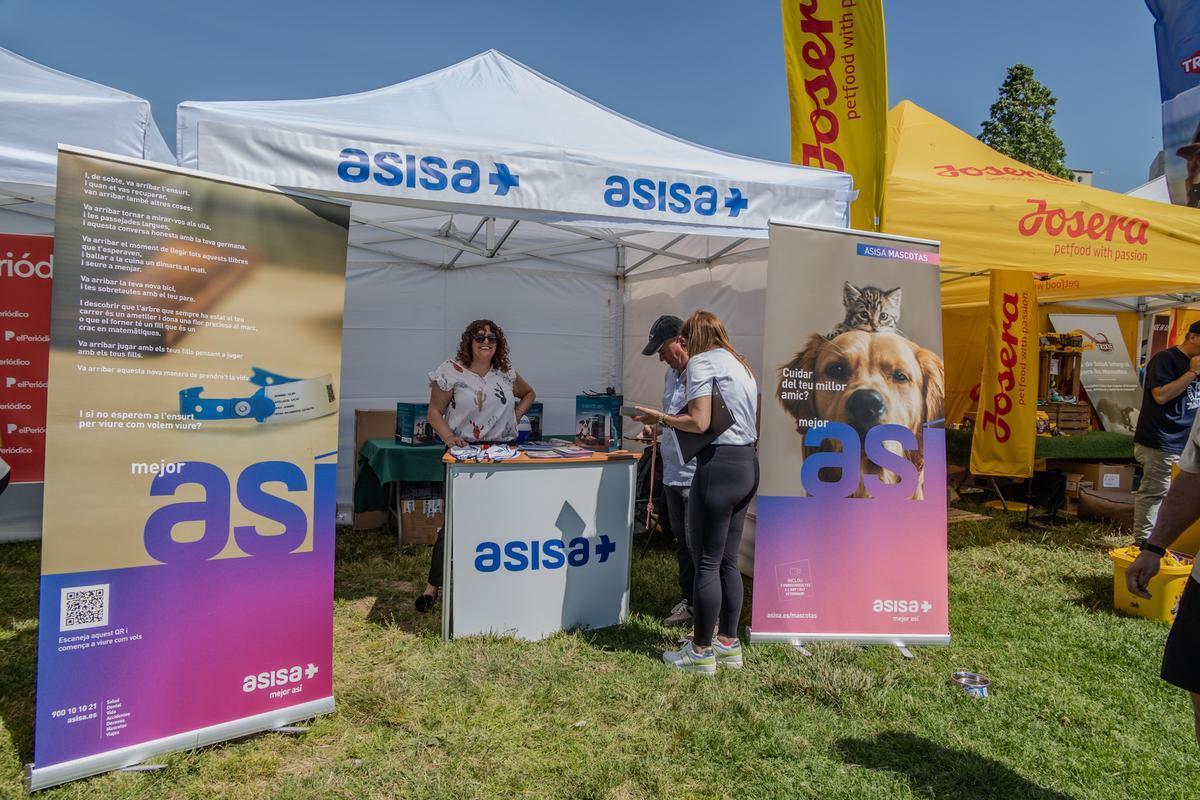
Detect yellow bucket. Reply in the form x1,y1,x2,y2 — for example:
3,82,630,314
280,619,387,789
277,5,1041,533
1109,546,1194,623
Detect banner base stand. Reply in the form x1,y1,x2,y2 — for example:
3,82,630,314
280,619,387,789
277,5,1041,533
271,726,311,735
26,697,334,792
749,631,951,648
896,645,915,660
119,764,168,774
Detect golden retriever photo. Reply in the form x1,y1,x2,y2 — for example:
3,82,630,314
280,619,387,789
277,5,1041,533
779,329,944,499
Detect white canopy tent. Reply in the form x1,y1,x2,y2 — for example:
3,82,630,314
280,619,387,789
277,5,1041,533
0,46,172,235
0,47,173,543
177,50,855,515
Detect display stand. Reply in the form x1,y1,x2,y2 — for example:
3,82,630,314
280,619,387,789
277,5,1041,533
441,451,636,641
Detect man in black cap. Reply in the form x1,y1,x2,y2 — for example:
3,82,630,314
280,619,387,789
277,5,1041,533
634,315,696,627
1133,321,1200,545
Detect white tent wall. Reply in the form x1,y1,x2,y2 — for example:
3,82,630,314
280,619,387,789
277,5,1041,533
335,247,620,513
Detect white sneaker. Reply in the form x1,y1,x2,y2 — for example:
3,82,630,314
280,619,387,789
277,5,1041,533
662,644,716,675
713,638,744,669
663,599,693,627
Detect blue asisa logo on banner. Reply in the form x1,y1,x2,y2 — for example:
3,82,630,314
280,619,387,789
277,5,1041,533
336,148,520,196
474,535,617,573
602,176,749,217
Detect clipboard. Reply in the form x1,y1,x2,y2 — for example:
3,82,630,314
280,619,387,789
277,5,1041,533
673,380,734,463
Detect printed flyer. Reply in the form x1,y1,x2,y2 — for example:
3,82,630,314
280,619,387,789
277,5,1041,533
752,223,948,645
0,233,52,541
30,147,349,790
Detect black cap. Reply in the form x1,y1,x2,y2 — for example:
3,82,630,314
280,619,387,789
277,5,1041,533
642,315,683,356
1189,320,1200,336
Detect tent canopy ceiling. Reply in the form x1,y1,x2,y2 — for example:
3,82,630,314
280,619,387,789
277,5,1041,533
177,50,852,275
0,45,172,224
882,101,1200,306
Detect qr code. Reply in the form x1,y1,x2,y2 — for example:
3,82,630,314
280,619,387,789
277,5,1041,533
60,584,109,632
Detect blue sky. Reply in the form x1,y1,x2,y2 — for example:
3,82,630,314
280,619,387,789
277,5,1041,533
0,0,1163,193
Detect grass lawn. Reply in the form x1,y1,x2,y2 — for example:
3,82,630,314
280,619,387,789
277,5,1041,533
1,510,1198,799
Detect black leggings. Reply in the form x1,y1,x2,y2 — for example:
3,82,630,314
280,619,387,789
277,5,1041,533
427,528,445,589
688,444,759,648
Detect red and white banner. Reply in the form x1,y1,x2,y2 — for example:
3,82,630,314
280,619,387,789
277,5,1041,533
0,233,52,483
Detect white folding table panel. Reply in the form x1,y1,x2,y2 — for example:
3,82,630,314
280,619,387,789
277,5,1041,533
445,459,635,640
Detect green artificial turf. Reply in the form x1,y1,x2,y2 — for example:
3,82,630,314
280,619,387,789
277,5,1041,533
1,511,1197,799
945,429,1135,468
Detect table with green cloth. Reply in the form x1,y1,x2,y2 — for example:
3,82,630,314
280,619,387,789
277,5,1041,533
945,428,1135,469
353,436,577,513
353,439,447,513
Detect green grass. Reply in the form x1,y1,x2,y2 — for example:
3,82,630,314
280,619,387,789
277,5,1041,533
1,512,1199,799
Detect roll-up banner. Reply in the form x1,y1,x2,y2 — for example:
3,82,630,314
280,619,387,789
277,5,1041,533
1048,314,1143,435
1146,0,1200,207
969,271,1037,480
753,222,947,646
783,0,888,230
29,146,349,791
0,233,52,541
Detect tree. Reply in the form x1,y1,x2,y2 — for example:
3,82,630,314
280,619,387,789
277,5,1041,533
979,64,1072,179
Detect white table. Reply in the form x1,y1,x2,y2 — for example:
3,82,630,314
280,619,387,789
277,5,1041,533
441,453,636,641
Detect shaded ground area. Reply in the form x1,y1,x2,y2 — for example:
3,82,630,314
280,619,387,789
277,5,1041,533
0,510,1196,799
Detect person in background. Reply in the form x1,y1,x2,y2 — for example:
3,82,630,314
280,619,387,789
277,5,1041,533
1125,409,1200,746
415,319,535,612
1132,321,1200,546
639,310,759,675
632,315,696,628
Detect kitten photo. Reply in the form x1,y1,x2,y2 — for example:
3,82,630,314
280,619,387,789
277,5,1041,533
828,282,903,339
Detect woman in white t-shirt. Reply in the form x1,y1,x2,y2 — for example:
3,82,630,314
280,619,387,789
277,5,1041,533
640,310,759,674
416,319,536,612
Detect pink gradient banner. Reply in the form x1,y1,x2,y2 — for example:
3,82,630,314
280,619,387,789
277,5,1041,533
752,429,949,638
31,149,348,789
754,223,948,644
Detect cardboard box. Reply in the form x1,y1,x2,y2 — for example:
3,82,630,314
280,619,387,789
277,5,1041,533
1076,463,1134,493
395,402,440,444
397,482,443,545
354,408,397,530
1062,472,1085,501
575,394,622,451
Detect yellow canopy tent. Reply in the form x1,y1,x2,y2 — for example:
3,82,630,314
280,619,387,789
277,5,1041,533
882,100,1200,287
881,101,1200,426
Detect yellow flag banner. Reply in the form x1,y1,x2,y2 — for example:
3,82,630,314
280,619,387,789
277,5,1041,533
969,270,1037,478
783,0,887,230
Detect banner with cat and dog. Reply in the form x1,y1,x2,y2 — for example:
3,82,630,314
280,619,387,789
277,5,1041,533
752,222,948,646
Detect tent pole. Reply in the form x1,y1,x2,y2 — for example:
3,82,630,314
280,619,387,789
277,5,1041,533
615,245,626,392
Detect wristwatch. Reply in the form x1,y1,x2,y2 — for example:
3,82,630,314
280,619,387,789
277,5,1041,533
1139,541,1167,557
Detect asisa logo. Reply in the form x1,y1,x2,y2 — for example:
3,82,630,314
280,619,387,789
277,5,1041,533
602,176,749,218
336,148,520,196
475,535,617,573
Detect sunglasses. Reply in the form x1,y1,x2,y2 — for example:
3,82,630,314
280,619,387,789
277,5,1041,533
473,334,498,344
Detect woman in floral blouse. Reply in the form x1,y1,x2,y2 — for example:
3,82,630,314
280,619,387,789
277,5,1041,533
416,319,535,612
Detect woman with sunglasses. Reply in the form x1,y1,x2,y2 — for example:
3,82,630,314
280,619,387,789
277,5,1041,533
415,319,535,612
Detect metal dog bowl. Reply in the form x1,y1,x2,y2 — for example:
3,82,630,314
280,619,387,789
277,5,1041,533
951,671,991,698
